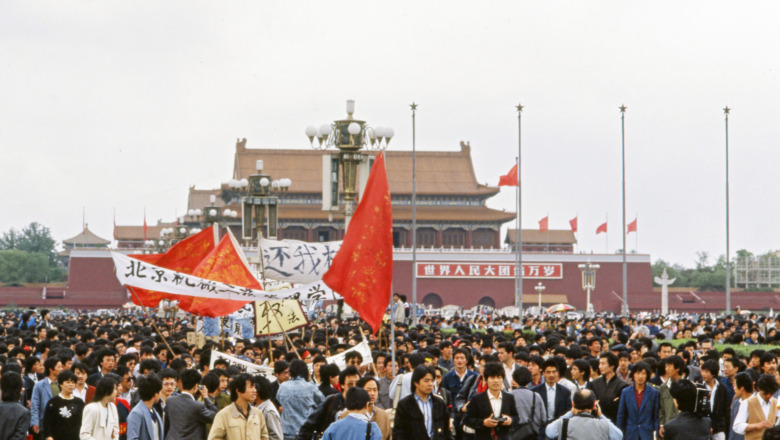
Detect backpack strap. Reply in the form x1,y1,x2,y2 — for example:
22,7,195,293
365,418,372,440
559,418,569,440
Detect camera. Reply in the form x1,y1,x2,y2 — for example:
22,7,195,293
493,416,507,424
693,383,710,417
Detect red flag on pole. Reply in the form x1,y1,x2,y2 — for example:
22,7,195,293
627,218,637,233
322,152,393,333
596,222,607,234
143,210,148,242
539,216,549,232
498,163,518,187
569,217,578,233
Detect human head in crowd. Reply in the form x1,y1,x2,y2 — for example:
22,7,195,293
136,374,162,404
289,359,310,381
339,366,361,396
598,352,618,377
570,359,591,384
345,386,371,414
669,379,698,412
572,389,598,412
1,371,24,402
92,376,118,404
345,351,362,368
411,365,435,395
228,373,256,402
273,361,290,383
357,376,380,407
734,371,754,397
159,368,179,399
43,356,62,380
201,371,220,396
664,355,685,381
630,361,652,387
541,358,559,386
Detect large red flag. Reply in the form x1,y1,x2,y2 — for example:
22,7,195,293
539,216,548,232
627,218,638,234
596,222,607,234
322,152,393,333
128,227,217,308
569,217,578,233
498,163,518,187
176,230,257,317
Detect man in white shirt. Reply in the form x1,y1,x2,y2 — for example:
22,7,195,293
732,374,779,437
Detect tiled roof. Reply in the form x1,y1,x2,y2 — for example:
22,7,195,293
62,227,110,245
114,222,176,241
277,205,515,223
233,140,499,197
505,229,577,245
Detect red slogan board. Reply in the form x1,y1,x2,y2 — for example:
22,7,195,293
416,263,562,279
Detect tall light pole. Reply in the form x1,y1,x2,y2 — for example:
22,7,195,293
515,104,524,315
411,103,418,325
724,106,731,314
620,105,629,315
306,100,394,230
578,260,599,315
535,282,545,310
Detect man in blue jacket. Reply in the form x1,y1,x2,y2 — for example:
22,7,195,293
617,362,660,440
127,375,164,440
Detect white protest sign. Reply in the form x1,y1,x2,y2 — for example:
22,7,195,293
325,340,372,369
112,252,340,303
209,350,275,381
260,238,342,284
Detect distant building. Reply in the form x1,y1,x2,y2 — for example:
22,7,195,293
59,226,110,267
505,229,577,253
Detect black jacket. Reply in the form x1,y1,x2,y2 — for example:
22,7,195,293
709,381,730,434
463,391,519,440
296,393,346,440
662,411,712,440
589,374,629,423
392,393,453,440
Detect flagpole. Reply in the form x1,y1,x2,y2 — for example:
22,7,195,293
724,106,731,314
515,104,523,315
620,105,628,315
410,102,418,325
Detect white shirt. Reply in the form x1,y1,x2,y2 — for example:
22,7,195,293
73,384,88,402
488,391,502,417
733,393,778,435
705,381,718,412
503,362,516,383
546,384,556,421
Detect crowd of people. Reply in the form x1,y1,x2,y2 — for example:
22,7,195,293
3,304,780,440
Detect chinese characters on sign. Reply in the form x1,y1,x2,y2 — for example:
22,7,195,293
260,237,342,284
416,262,563,279
252,300,309,336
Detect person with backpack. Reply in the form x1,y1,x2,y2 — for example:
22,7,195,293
509,367,546,440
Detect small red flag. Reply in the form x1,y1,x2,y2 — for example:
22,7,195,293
498,163,518,187
143,214,148,242
539,216,549,232
322,152,393,333
596,222,607,234
627,218,637,233
569,217,578,233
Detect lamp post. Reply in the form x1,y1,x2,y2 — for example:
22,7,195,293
241,160,291,241
578,260,600,315
535,282,545,310
305,100,393,230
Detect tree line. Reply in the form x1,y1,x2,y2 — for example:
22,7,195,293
0,222,66,284
652,249,780,291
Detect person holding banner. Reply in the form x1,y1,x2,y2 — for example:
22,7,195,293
277,360,325,440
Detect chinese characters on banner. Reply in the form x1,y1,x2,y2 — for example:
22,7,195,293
209,350,275,380
252,300,309,336
259,237,342,284
416,262,563,279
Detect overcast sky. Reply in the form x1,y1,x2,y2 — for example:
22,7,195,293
2,1,779,267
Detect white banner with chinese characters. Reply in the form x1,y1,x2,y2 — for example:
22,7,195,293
252,300,309,336
112,252,340,303
259,238,342,284
209,350,275,380
324,340,372,369
416,262,563,279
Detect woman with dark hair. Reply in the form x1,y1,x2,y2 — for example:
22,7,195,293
318,364,340,397
570,359,591,391
80,377,119,440
616,362,659,440
277,359,325,440
338,376,391,440
0,371,31,440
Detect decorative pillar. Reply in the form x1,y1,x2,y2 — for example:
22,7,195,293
466,227,473,249
436,227,443,248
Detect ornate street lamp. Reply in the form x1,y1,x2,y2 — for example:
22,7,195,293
242,160,291,240
535,282,545,310
578,260,600,315
305,100,393,228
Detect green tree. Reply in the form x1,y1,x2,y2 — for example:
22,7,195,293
0,228,19,250
16,222,58,265
0,249,51,283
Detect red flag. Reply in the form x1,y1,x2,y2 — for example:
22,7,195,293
143,213,148,242
596,222,607,234
538,216,548,232
569,217,578,233
128,227,217,308
627,218,637,233
176,231,257,317
498,163,518,187
322,152,393,333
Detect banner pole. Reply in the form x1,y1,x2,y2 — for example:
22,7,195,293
128,286,175,357
269,303,302,360
266,301,272,364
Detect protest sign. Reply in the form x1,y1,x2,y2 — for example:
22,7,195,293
259,237,342,283
325,340,372,369
253,300,309,336
209,350,275,380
